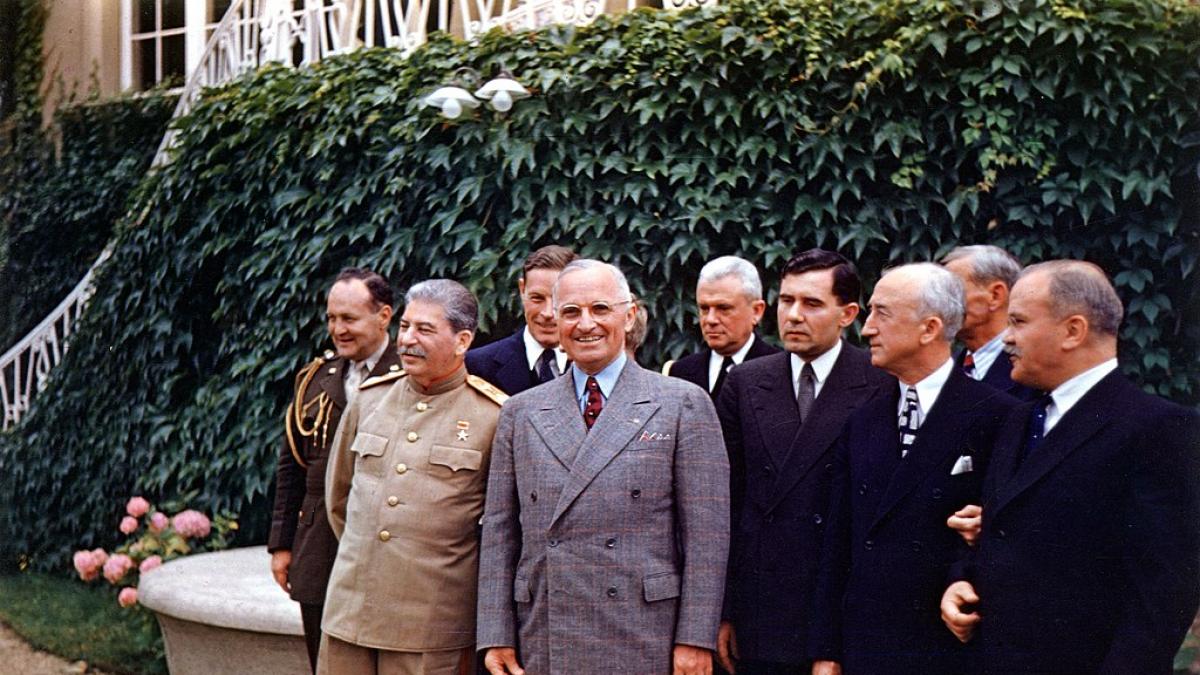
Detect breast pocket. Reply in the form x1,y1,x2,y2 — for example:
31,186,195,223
429,445,483,472
351,432,389,478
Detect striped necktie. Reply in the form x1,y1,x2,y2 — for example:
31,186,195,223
898,386,922,458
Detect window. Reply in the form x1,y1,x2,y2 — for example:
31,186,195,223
121,0,236,91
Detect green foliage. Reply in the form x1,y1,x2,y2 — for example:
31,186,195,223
0,90,176,348
0,0,1197,570
0,572,166,675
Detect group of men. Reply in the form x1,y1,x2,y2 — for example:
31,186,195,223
268,244,1199,675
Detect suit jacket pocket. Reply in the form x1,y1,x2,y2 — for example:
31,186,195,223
351,432,388,457
514,576,532,603
643,572,681,602
430,445,483,472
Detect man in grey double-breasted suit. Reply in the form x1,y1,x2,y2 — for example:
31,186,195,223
477,259,731,675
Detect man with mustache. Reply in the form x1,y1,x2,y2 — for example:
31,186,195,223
467,245,577,395
940,260,1200,674
810,263,1016,675
715,249,891,674
477,259,730,675
321,279,507,675
665,256,779,400
268,267,400,671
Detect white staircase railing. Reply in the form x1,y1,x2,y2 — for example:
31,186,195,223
1,0,716,430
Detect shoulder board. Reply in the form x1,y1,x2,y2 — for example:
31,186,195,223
661,360,675,376
467,375,508,406
295,356,324,383
361,370,406,390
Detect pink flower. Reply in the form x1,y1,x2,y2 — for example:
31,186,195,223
91,548,108,566
171,510,211,539
139,555,163,573
119,516,139,535
118,587,138,608
102,553,134,584
149,511,169,533
125,496,151,518
73,550,100,581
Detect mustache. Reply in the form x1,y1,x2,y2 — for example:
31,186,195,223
400,347,427,358
1003,344,1020,357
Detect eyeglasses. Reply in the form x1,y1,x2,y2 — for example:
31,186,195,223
557,300,631,321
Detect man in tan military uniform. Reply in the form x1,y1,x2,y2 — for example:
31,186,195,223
321,279,506,675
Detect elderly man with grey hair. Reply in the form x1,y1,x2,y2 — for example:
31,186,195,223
321,279,509,675
941,245,1034,400
665,255,780,400
478,259,730,675
809,263,1017,675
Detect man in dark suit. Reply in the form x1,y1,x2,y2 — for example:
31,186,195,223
941,245,1034,401
810,263,1017,675
267,267,401,671
941,260,1200,674
665,255,779,399
466,245,577,395
715,249,891,674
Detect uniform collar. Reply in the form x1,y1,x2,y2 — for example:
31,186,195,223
407,364,468,396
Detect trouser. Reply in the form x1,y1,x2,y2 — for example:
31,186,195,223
300,602,324,673
317,635,473,675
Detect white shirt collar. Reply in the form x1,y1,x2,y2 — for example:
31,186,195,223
523,325,567,373
352,337,391,376
707,334,757,392
790,339,843,399
968,329,1008,380
1045,358,1118,434
898,356,955,417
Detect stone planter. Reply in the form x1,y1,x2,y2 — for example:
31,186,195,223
138,546,309,674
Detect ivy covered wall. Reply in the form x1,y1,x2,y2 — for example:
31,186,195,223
2,0,1197,568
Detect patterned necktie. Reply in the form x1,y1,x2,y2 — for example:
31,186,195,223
796,362,816,423
711,356,735,395
535,348,558,383
898,386,922,458
962,352,976,378
1017,394,1052,467
583,376,603,430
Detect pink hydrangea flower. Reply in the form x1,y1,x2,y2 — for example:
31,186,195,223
125,496,151,518
103,553,134,584
139,555,163,573
172,510,211,539
73,550,100,582
91,548,108,566
118,587,138,608
119,516,139,535
149,511,169,533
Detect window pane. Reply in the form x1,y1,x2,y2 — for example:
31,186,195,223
162,33,186,86
209,0,234,22
137,0,157,33
137,38,157,90
162,0,185,29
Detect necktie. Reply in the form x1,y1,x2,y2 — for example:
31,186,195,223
962,352,976,378
1017,394,1052,467
712,356,735,396
898,386,922,458
583,376,603,430
535,348,558,383
796,362,816,423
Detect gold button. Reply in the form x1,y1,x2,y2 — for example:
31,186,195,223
416,401,428,412
378,530,391,542
387,495,399,506
395,463,408,474
406,431,419,442
328,367,338,374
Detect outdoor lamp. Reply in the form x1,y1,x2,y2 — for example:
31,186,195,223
474,71,530,112
423,84,480,119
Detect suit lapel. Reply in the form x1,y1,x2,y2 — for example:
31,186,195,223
550,362,660,527
747,353,800,471
493,331,533,394
530,374,587,469
988,371,1123,517
319,356,349,410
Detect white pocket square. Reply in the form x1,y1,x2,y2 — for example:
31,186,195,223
950,455,975,475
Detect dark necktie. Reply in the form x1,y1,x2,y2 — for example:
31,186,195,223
898,386,922,458
583,376,603,430
712,356,735,396
962,352,976,378
1017,394,1052,467
796,362,816,423
535,348,558,383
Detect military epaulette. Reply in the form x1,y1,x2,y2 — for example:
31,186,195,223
361,368,406,390
661,360,675,376
467,374,508,406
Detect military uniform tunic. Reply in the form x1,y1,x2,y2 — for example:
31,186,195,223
323,366,504,652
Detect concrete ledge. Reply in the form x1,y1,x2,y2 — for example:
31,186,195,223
138,546,309,674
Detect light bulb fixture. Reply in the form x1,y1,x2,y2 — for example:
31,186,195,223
474,70,530,112
423,85,479,119
421,67,529,118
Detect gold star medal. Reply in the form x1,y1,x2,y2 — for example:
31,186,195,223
456,420,470,442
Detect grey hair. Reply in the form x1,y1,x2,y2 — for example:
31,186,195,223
404,279,478,333
697,255,763,301
941,245,1021,289
1020,260,1123,336
884,263,965,342
552,259,633,307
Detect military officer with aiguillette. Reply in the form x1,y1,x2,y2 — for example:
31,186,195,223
320,278,507,675
268,267,402,672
